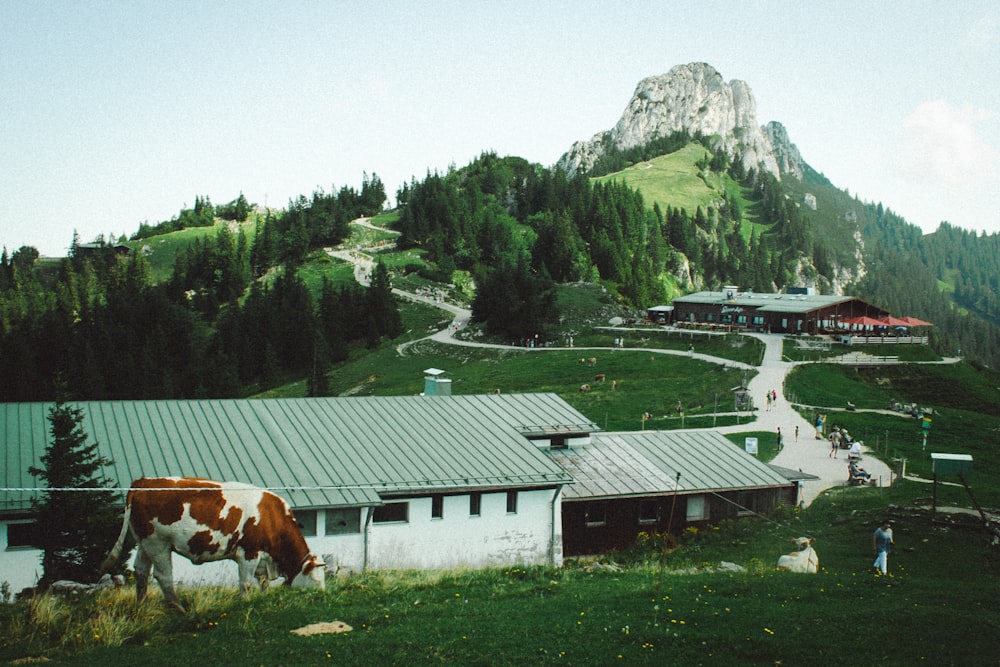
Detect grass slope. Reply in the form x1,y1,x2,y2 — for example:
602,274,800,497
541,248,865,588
3,486,996,665
592,143,740,216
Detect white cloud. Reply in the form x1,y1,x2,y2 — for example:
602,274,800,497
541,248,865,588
900,99,998,184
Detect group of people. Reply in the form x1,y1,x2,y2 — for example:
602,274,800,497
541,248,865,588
764,388,778,411
825,424,873,484
826,425,859,458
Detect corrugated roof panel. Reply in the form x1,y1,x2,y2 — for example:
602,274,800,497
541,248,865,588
550,435,677,500
2,395,578,514
547,430,789,501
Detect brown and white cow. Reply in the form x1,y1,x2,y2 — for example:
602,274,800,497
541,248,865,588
776,537,819,573
101,477,326,608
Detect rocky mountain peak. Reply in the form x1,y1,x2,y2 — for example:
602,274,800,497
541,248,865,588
558,62,804,179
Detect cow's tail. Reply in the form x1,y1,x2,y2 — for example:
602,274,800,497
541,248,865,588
99,503,132,575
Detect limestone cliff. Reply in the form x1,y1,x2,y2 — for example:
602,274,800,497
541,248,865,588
558,63,804,180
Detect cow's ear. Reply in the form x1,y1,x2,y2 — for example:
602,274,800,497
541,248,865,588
304,557,326,573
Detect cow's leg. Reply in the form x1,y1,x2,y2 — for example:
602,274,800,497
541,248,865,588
237,556,261,597
146,544,184,611
133,546,152,603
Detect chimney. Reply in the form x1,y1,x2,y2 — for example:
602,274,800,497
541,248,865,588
422,368,451,396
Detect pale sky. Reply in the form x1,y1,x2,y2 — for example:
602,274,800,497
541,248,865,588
2,1,998,257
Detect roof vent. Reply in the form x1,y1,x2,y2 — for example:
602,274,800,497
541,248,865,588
423,368,452,396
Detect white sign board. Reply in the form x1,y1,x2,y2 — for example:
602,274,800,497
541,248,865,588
745,437,758,455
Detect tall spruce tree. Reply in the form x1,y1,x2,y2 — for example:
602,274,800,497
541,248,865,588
367,261,403,343
28,402,123,587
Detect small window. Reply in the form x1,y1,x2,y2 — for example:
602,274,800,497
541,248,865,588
686,495,709,522
6,522,38,549
638,500,659,525
325,508,361,535
585,502,607,527
469,492,482,517
431,495,444,519
550,436,568,450
373,502,409,524
295,510,317,536
506,491,518,514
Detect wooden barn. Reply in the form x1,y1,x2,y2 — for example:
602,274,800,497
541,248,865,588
545,431,799,556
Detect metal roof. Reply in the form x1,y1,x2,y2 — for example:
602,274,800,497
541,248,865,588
2,394,584,515
671,290,861,315
547,430,792,501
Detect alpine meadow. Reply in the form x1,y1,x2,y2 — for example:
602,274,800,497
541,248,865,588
2,62,999,666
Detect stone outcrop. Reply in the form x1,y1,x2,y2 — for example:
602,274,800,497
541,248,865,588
558,63,805,180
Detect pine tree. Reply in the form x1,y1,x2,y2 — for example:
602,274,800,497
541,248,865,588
367,261,403,342
28,401,123,587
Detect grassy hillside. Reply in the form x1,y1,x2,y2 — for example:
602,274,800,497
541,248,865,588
3,485,996,665
592,143,749,219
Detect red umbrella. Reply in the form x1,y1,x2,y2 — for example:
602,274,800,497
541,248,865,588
878,316,910,327
842,315,883,326
899,316,933,327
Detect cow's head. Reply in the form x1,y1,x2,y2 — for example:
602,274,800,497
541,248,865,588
290,555,326,589
793,537,814,551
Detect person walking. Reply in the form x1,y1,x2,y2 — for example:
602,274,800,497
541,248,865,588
776,427,783,451
794,425,799,443
873,520,894,575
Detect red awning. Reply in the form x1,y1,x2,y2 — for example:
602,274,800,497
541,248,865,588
899,316,933,327
878,316,910,327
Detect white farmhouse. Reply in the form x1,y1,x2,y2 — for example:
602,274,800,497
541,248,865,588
1,394,592,595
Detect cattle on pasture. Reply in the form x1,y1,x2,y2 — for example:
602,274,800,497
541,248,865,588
776,537,818,573
594,373,606,383
101,477,326,609
579,383,591,393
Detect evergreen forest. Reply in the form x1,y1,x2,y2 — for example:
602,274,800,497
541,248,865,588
2,142,1000,403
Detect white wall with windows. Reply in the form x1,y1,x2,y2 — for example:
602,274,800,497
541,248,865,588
363,488,562,570
303,488,564,573
1,487,564,596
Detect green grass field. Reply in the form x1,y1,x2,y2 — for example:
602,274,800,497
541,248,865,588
593,144,721,214
3,483,996,665
591,143,759,235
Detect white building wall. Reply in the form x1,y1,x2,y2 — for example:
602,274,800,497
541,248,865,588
366,489,561,570
2,522,44,596
1,488,564,596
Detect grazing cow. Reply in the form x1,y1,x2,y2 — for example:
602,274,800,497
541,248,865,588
587,357,597,367
776,537,819,573
594,373,606,383
101,477,326,609
579,383,591,393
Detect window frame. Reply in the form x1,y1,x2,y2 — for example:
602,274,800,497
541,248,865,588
324,507,361,535
506,490,518,514
373,501,410,524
